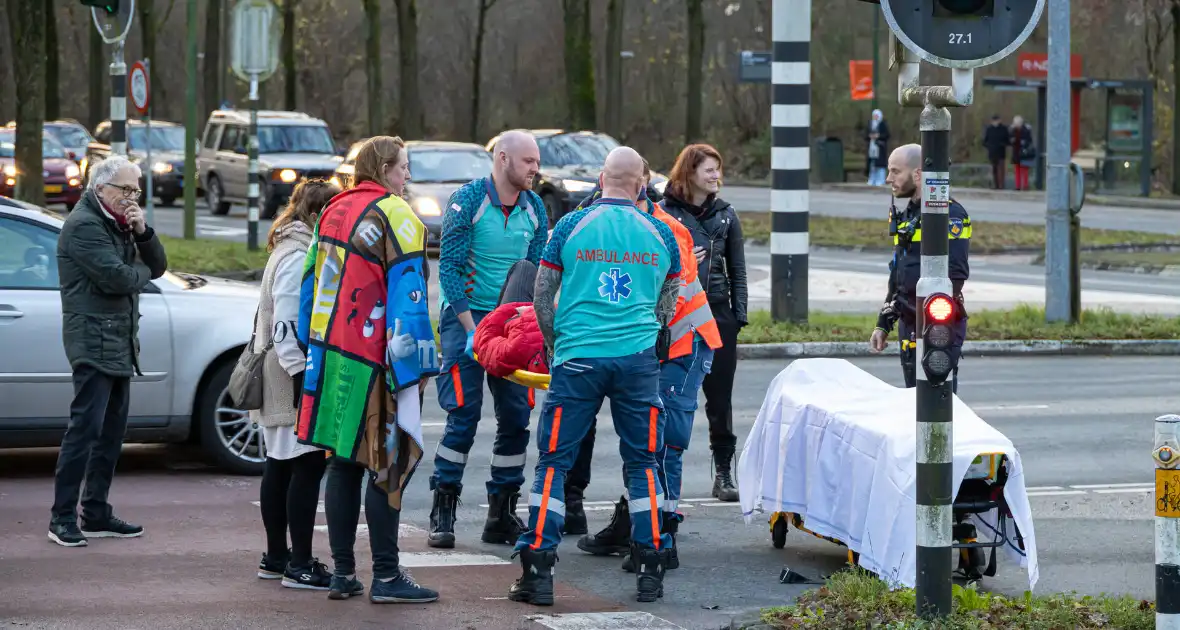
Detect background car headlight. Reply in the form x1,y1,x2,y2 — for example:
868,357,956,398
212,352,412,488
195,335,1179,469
562,179,596,192
151,161,173,174
3,164,17,177
414,197,442,216
65,163,81,178
329,175,342,188
278,168,298,183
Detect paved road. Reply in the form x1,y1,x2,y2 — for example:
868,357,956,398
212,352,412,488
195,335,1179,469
0,356,1171,628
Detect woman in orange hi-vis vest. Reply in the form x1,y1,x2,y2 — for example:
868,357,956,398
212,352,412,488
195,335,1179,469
570,158,724,574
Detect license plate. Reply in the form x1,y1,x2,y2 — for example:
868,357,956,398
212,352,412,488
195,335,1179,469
44,184,63,193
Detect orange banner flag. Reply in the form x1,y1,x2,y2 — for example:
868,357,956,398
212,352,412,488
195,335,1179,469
849,60,874,101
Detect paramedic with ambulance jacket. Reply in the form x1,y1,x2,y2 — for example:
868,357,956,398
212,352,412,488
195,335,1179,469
869,144,971,391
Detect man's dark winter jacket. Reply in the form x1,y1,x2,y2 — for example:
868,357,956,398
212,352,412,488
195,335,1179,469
57,190,168,377
659,190,748,325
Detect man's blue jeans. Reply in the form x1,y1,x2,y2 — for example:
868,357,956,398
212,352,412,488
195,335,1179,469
514,347,673,553
658,336,713,518
431,306,532,495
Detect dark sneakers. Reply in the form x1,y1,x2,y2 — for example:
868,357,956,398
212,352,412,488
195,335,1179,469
508,547,557,606
257,551,288,580
282,559,332,591
327,575,365,600
370,571,440,604
80,516,144,539
47,522,87,548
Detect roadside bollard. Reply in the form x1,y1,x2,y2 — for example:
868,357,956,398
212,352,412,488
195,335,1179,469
1154,414,1180,629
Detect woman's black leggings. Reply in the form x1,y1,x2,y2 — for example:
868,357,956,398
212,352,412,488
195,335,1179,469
323,456,402,580
259,449,328,568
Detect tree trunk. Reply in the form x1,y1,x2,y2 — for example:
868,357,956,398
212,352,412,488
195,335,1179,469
282,0,297,110
685,0,705,145
603,0,624,137
469,0,496,142
394,0,423,139
562,0,596,129
88,22,104,130
363,0,383,136
7,0,46,206
203,0,222,117
45,0,59,120
1172,0,1180,194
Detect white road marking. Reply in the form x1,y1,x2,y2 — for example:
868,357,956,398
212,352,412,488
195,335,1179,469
313,524,425,536
1070,482,1154,489
973,404,1051,411
526,612,686,630
1026,490,1087,497
421,422,446,428
1092,488,1154,495
399,552,511,567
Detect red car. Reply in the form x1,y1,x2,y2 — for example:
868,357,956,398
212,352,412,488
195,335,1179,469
0,129,83,211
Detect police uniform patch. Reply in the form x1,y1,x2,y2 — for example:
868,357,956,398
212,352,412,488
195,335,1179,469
950,218,964,237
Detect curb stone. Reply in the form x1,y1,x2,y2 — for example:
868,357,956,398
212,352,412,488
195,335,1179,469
737,339,1180,359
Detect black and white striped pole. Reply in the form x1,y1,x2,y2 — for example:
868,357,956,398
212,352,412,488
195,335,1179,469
1154,414,1180,629
110,41,127,156
247,78,260,251
230,0,279,252
770,0,810,324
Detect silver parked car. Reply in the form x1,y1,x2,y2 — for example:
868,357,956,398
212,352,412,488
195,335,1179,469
0,196,266,475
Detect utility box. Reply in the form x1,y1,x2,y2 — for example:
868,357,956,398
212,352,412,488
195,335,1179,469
814,137,845,183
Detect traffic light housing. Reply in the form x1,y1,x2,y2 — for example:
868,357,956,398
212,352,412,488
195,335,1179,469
920,293,958,384
79,0,119,14
878,0,1045,68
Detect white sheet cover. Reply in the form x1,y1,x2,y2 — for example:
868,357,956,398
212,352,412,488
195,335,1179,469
736,358,1038,590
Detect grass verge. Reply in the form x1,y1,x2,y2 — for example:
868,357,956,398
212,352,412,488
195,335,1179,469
159,235,271,275
1078,249,1180,269
758,569,1152,629
739,212,1178,253
737,306,1180,344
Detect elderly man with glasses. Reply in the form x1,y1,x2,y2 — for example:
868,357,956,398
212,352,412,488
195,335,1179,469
48,155,168,548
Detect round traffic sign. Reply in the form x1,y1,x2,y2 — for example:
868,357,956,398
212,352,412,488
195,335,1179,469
129,61,149,115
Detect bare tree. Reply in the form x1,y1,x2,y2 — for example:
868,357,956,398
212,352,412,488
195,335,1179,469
562,0,595,129
7,0,46,206
469,0,498,141
395,0,423,139
282,0,299,110
685,0,704,144
203,0,223,117
46,0,60,121
362,0,382,136
603,0,624,137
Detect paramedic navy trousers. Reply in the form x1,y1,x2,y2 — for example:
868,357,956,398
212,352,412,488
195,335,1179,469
514,346,673,554
658,336,713,517
898,316,966,393
432,306,532,495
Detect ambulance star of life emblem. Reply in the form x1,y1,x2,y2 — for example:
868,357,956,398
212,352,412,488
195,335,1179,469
599,267,632,303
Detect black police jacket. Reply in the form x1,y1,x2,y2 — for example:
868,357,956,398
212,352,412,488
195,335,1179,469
875,197,971,332
659,190,749,325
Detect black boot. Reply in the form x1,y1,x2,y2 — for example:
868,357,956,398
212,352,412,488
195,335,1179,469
482,491,526,545
428,485,460,549
623,512,679,573
508,547,557,606
576,495,630,556
562,485,588,535
712,448,740,502
631,544,667,603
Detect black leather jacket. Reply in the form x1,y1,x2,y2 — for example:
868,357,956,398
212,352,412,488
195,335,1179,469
659,190,748,325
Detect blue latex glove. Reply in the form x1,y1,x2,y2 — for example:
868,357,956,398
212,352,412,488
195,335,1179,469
464,328,476,359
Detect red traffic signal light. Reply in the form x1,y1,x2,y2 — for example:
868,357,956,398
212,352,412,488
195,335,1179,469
925,294,955,323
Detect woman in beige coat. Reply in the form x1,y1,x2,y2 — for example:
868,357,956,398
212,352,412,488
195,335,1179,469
252,178,341,590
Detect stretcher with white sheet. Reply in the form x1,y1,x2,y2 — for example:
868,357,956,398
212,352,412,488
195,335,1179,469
736,358,1039,590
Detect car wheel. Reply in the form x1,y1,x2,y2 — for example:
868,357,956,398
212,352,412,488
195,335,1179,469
542,192,562,229
196,360,266,475
160,196,176,207
205,174,231,215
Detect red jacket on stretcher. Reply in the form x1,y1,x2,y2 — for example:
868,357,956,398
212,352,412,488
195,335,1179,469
472,301,549,379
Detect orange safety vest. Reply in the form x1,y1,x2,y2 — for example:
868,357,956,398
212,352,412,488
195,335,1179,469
650,201,723,359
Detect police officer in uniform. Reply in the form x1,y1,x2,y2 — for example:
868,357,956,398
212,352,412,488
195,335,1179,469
869,144,970,390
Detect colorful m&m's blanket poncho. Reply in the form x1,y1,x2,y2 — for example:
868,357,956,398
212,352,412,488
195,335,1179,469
295,181,440,508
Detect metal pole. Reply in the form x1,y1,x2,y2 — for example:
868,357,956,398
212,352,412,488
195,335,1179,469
871,9,879,111
1044,0,1072,323
914,101,954,620
247,74,260,251
1155,414,1180,630
110,42,127,156
145,59,154,226
183,0,198,240
770,0,810,323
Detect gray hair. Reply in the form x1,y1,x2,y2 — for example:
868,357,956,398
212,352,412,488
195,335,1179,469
87,156,142,192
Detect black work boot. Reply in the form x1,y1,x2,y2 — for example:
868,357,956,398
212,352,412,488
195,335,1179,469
428,485,460,549
632,544,667,603
623,512,679,573
712,448,740,502
508,547,557,606
562,485,588,535
576,495,630,556
482,491,526,545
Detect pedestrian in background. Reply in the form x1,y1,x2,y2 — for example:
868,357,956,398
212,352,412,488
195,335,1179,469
1010,115,1036,191
658,144,747,503
253,178,340,590
982,114,1010,189
295,136,440,604
49,155,167,547
865,109,891,186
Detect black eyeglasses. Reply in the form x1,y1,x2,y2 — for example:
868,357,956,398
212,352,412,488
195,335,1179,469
102,183,142,198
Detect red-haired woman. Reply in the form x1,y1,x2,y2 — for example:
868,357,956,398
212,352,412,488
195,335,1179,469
658,144,747,502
